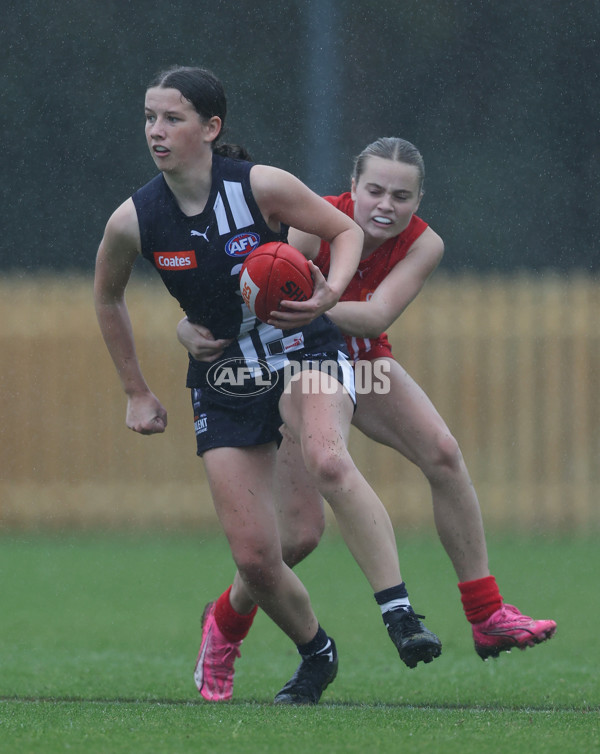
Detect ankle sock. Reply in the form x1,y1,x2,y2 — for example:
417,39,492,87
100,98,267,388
458,575,503,623
374,582,411,615
214,585,258,643
296,626,332,659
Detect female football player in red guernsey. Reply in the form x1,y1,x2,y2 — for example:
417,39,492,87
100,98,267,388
179,137,556,701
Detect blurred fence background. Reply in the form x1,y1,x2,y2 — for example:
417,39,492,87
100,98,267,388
1,273,597,534
1,0,598,535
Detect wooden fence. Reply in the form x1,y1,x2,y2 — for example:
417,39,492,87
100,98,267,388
0,272,598,533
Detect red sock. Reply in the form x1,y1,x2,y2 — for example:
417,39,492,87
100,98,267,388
214,585,258,643
458,575,503,624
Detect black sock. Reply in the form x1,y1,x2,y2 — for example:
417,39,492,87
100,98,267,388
374,583,411,615
296,625,332,659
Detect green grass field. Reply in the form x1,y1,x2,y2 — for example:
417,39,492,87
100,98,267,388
0,531,597,753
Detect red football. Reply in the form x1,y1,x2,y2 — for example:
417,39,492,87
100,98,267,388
239,242,314,323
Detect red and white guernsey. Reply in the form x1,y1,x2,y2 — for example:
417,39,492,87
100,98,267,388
315,192,428,362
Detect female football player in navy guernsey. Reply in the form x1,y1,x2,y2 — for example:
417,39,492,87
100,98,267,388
94,68,443,706
178,136,556,702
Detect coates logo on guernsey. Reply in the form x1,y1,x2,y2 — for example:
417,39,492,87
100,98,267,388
225,232,260,257
154,251,198,270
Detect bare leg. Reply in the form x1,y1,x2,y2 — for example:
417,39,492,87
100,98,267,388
203,443,319,644
353,358,489,582
275,426,326,568
278,368,402,592
228,428,325,614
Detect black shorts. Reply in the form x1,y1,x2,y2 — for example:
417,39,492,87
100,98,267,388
191,350,355,455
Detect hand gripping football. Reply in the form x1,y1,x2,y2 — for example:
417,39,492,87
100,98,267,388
239,242,314,323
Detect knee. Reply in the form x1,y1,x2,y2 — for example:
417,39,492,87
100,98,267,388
232,544,280,590
424,431,464,478
304,446,355,491
282,516,325,568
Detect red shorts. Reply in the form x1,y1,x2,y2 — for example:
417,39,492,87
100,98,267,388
344,332,393,363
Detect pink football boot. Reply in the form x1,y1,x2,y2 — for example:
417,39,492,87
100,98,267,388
472,603,557,660
193,602,242,700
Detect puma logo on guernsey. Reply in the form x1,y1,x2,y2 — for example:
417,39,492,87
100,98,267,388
191,226,210,241
154,251,198,270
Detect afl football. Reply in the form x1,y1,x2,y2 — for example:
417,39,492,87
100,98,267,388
239,242,314,323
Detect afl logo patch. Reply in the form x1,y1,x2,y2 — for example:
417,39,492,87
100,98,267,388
225,232,260,257
207,357,279,396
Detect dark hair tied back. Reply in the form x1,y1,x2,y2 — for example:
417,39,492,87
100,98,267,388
147,65,227,144
214,143,253,161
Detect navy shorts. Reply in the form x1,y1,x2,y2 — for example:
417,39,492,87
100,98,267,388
191,350,355,455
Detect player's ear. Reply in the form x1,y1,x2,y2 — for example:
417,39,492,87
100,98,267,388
204,116,222,143
414,189,424,212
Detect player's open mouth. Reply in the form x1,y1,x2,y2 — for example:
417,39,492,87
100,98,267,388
153,146,170,155
372,216,393,226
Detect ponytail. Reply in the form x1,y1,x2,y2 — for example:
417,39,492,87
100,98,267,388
214,143,253,161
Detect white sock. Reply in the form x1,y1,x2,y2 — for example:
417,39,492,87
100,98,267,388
379,597,411,615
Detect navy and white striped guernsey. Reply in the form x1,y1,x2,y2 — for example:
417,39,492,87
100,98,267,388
132,154,347,389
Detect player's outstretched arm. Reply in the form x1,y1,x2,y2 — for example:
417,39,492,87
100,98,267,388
94,199,167,435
